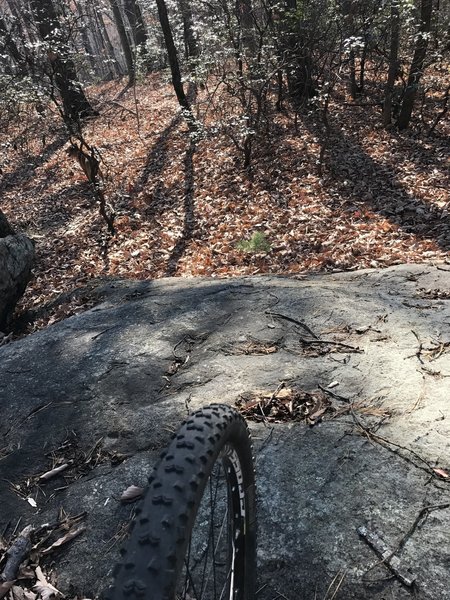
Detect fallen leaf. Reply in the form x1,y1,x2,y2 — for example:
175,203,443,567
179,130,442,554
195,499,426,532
0,581,14,600
120,485,145,503
41,526,85,556
433,467,449,479
33,568,62,600
11,585,37,600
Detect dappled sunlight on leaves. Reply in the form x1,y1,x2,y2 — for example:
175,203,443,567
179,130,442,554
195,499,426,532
1,74,448,334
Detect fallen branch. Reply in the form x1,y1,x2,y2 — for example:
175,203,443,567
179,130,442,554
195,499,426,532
349,408,445,480
39,463,70,482
360,503,449,586
358,525,415,587
318,384,352,404
324,569,347,600
265,311,319,339
394,503,450,557
300,338,362,352
0,525,33,588
406,330,424,364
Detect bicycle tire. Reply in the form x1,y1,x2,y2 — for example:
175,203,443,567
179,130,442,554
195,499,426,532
110,403,257,600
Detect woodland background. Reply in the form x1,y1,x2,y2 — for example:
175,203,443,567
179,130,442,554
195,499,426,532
0,0,449,335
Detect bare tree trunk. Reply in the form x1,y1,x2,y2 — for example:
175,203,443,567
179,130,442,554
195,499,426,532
89,4,113,79
0,15,24,72
5,0,29,42
86,2,120,80
29,0,97,124
281,0,315,104
177,0,199,59
358,39,367,94
342,0,360,99
73,0,98,75
109,0,135,83
397,0,433,130
383,0,400,127
236,0,255,55
123,0,149,68
348,49,358,99
155,0,192,117
96,7,123,76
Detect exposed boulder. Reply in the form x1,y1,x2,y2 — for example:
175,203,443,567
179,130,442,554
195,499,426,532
0,210,34,330
0,265,450,599
0,209,15,237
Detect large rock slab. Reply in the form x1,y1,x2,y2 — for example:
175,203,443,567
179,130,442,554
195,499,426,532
0,264,449,599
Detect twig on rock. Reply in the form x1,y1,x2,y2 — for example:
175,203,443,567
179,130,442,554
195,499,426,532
360,503,449,586
0,525,33,585
265,311,319,339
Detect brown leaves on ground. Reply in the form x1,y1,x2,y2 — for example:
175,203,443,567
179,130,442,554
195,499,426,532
0,513,85,600
1,72,449,335
237,386,333,425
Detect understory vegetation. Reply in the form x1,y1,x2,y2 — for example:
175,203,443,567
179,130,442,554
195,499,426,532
0,0,449,333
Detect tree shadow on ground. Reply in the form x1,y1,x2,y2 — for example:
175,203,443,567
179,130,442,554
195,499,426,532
165,140,196,276
300,117,450,252
0,130,69,195
20,182,95,228
132,113,182,198
397,128,450,191
337,100,450,190
132,82,196,209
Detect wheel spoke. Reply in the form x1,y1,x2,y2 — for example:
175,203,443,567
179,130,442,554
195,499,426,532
112,405,256,600
180,452,238,600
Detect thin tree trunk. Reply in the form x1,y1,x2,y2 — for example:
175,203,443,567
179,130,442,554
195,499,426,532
109,0,135,83
0,15,23,71
2,3,38,78
5,0,28,41
155,0,192,115
88,3,112,79
86,2,119,80
358,41,367,94
73,0,98,75
348,49,358,99
177,0,199,59
342,0,359,99
236,0,255,55
281,0,315,104
97,7,123,76
123,0,149,68
397,0,433,130
383,1,400,127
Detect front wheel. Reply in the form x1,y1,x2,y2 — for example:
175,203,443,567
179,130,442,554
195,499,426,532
111,404,257,600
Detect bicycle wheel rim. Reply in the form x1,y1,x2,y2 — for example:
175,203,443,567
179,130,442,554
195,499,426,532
177,442,249,600
110,404,256,600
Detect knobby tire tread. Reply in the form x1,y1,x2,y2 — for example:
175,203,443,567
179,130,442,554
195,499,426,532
109,403,256,600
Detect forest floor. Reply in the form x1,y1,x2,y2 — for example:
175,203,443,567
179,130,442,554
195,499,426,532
1,70,449,334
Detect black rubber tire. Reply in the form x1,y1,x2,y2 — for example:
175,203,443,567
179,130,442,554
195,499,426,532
110,404,257,600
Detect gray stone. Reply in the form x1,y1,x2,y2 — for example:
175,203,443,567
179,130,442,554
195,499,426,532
0,209,15,238
0,264,449,599
0,233,34,329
